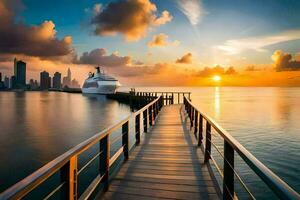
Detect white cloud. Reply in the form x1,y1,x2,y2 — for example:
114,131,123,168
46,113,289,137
216,30,300,55
177,0,204,25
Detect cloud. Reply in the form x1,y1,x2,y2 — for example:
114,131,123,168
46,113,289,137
197,65,237,77
245,66,261,71
0,0,73,58
216,30,300,55
177,0,204,25
77,48,132,67
147,33,180,47
176,53,193,64
91,0,173,41
93,3,102,14
272,50,300,71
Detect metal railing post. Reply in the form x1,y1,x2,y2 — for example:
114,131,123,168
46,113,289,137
204,122,211,162
190,107,194,128
194,110,198,136
143,110,148,132
135,114,140,145
223,141,235,200
198,114,203,146
100,135,109,191
60,156,78,200
122,121,129,160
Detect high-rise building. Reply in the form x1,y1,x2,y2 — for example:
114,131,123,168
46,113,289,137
4,76,9,88
10,76,16,89
40,71,50,90
62,68,72,87
71,79,80,88
14,58,26,88
53,72,61,89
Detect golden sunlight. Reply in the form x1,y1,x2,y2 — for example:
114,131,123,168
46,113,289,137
212,75,221,82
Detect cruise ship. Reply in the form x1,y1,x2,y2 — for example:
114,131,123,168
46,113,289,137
82,67,121,94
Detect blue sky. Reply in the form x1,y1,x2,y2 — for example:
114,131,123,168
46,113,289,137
1,0,300,86
16,0,300,67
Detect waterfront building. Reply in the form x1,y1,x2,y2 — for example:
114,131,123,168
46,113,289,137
4,76,9,88
71,79,80,88
14,58,26,88
62,68,71,87
40,71,50,90
10,76,16,89
53,72,61,89
0,72,4,90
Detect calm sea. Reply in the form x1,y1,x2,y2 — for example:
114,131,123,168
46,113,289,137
0,88,300,199
0,92,132,192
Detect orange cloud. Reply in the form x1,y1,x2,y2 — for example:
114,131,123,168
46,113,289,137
148,33,180,47
0,0,73,58
76,48,132,67
272,50,300,71
176,53,193,64
91,0,173,41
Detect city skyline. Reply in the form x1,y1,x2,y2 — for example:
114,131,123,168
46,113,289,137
0,58,80,90
1,0,300,86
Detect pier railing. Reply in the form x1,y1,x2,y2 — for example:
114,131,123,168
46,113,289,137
184,96,300,200
0,95,165,200
135,92,191,105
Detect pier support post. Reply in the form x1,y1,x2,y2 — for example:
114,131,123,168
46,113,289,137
122,121,129,160
198,114,203,146
135,114,140,145
204,122,211,162
194,110,198,137
143,110,148,133
148,107,153,126
100,135,109,191
223,141,234,200
60,156,78,200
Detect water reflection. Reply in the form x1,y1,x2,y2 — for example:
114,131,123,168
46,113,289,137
0,92,131,192
214,87,220,119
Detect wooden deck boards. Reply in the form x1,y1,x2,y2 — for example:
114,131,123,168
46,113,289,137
99,105,221,200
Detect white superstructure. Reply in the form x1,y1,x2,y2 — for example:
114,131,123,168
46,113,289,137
82,67,121,94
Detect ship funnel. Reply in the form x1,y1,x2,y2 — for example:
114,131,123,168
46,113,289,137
95,66,100,74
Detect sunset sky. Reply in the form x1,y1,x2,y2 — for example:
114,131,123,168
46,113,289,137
1,0,300,86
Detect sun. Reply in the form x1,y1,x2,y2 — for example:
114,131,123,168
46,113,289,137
212,75,221,82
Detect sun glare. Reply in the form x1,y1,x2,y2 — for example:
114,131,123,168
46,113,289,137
212,75,221,82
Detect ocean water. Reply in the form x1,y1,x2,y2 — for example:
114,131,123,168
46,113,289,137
0,88,300,199
0,92,132,192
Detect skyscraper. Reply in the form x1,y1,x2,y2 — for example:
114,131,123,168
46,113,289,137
40,71,50,90
62,68,71,87
10,76,16,89
4,76,9,88
14,58,26,88
53,72,61,89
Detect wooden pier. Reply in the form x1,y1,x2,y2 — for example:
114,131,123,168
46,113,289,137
100,105,220,200
0,92,299,200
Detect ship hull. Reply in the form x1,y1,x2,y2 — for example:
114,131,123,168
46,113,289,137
82,80,120,94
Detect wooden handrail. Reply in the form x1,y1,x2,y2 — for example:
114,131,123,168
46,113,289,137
184,96,300,200
0,95,164,200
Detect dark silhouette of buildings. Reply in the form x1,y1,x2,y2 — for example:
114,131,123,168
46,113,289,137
29,79,39,90
4,76,9,88
53,72,62,89
62,68,72,88
40,71,51,90
14,58,26,89
0,72,4,89
10,76,16,89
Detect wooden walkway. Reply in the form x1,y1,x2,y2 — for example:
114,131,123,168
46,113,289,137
100,105,221,200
